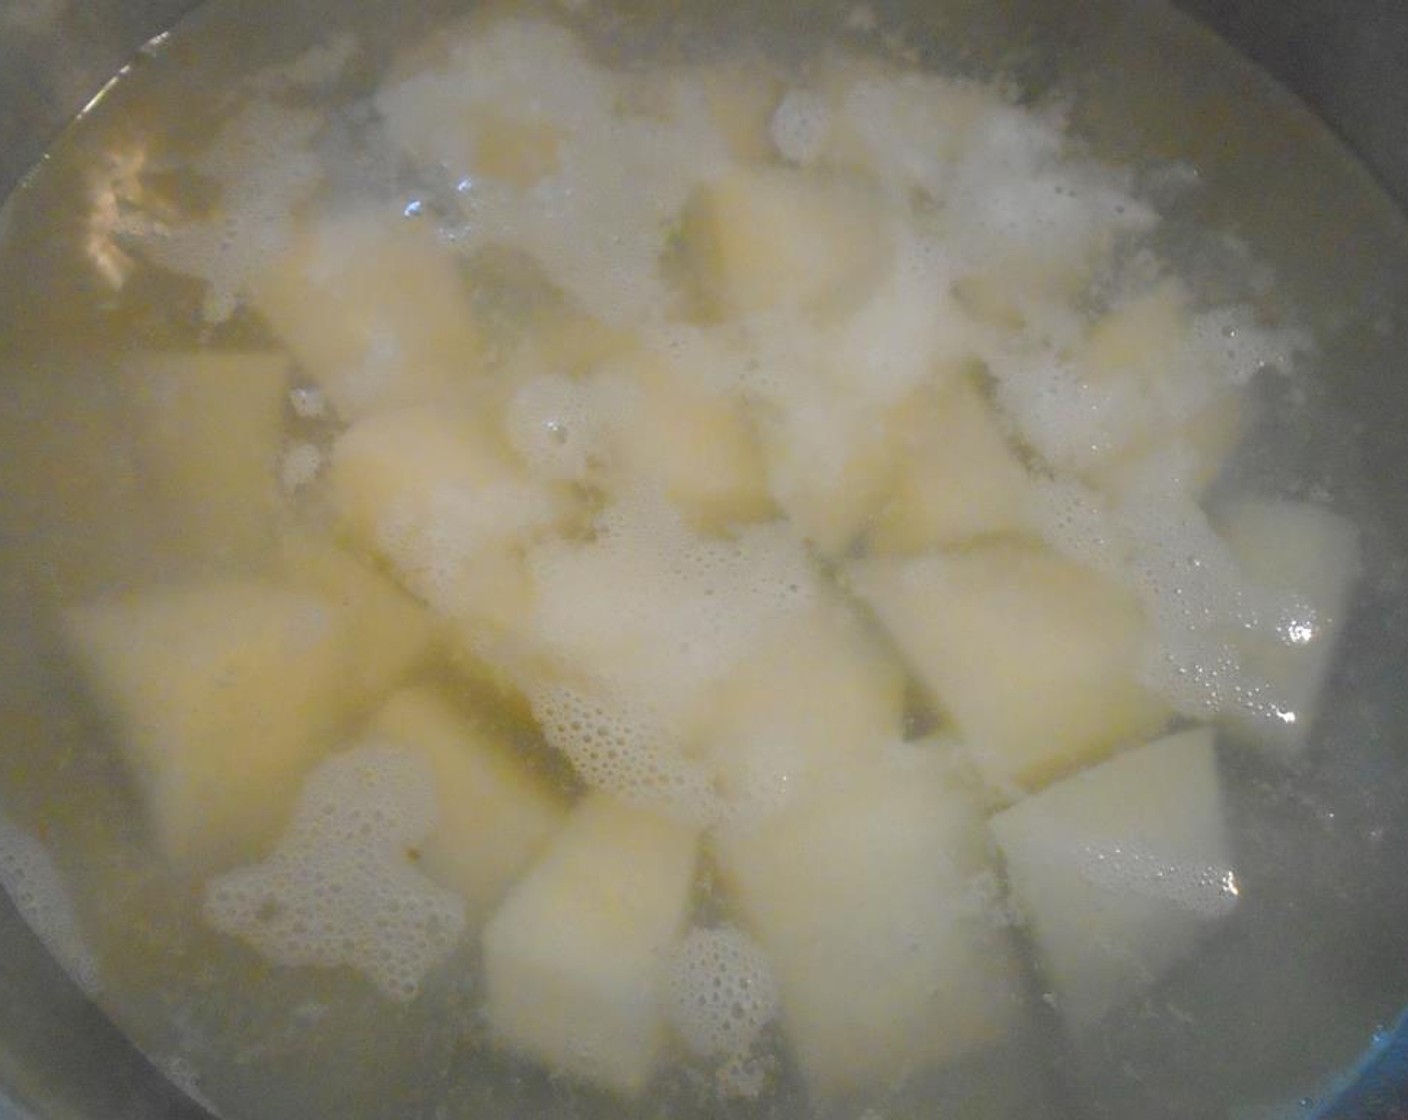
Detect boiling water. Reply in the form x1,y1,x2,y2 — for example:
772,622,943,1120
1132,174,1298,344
1,2,1408,1119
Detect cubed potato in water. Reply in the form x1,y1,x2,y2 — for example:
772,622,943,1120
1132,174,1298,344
759,390,905,557
1215,499,1359,756
691,62,784,164
679,166,890,318
850,544,1170,799
1086,390,1249,502
278,536,439,700
247,208,483,420
713,743,1026,1099
120,351,288,567
328,405,574,632
366,686,566,925
693,596,905,814
599,349,775,534
482,795,699,1097
866,374,1034,553
990,727,1237,1030
1013,281,1237,485
63,555,432,875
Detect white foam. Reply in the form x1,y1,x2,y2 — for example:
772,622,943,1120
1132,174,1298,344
504,372,617,482
280,442,323,493
376,18,731,327
1028,476,1298,723
837,71,986,195
527,489,817,717
289,385,328,419
376,476,560,619
770,89,830,166
522,491,819,821
665,925,780,1058
203,740,466,1002
0,809,101,996
132,100,324,323
529,682,722,827
1076,842,1240,920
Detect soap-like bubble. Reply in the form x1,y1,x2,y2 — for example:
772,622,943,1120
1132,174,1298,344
204,740,467,1002
665,925,780,1059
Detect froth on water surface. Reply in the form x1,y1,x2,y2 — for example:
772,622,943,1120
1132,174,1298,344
0,1,1406,1119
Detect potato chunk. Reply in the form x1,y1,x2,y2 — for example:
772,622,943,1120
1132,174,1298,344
366,686,566,925
990,727,1237,1030
597,347,774,533
482,795,699,1097
693,597,905,815
714,743,1026,1099
680,167,890,318
328,405,574,633
866,374,1034,553
248,208,483,420
120,351,288,566
850,544,1169,798
63,557,432,874
1215,500,1359,756
758,390,905,557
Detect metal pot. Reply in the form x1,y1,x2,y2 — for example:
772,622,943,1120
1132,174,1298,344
0,2,1405,1117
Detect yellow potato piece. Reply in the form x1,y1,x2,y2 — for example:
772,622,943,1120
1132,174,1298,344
278,536,440,699
1215,499,1359,756
850,544,1170,799
120,351,289,568
600,349,775,534
63,555,432,875
692,61,784,164
867,374,1034,553
471,109,564,188
714,743,1026,1099
328,405,573,634
482,795,698,1097
366,686,567,925
248,208,483,420
693,597,905,814
759,390,904,557
1087,390,1249,501
990,727,1237,1030
679,166,890,318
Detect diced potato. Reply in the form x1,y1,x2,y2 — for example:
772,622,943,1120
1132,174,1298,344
366,686,567,924
120,351,289,567
525,308,637,378
679,166,890,318
990,727,1237,1030
1215,500,1359,756
713,743,1026,1098
328,405,574,633
867,374,1034,553
824,65,1000,191
759,390,904,556
278,535,440,698
470,108,564,188
247,208,483,420
1078,281,1190,382
600,349,775,533
850,544,1170,799
63,564,431,875
1035,280,1234,483
1087,390,1249,502
482,795,699,1097
693,597,905,814
691,62,784,164
523,496,819,723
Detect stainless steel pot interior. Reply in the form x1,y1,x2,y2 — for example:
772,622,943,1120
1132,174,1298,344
0,1,1406,1118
